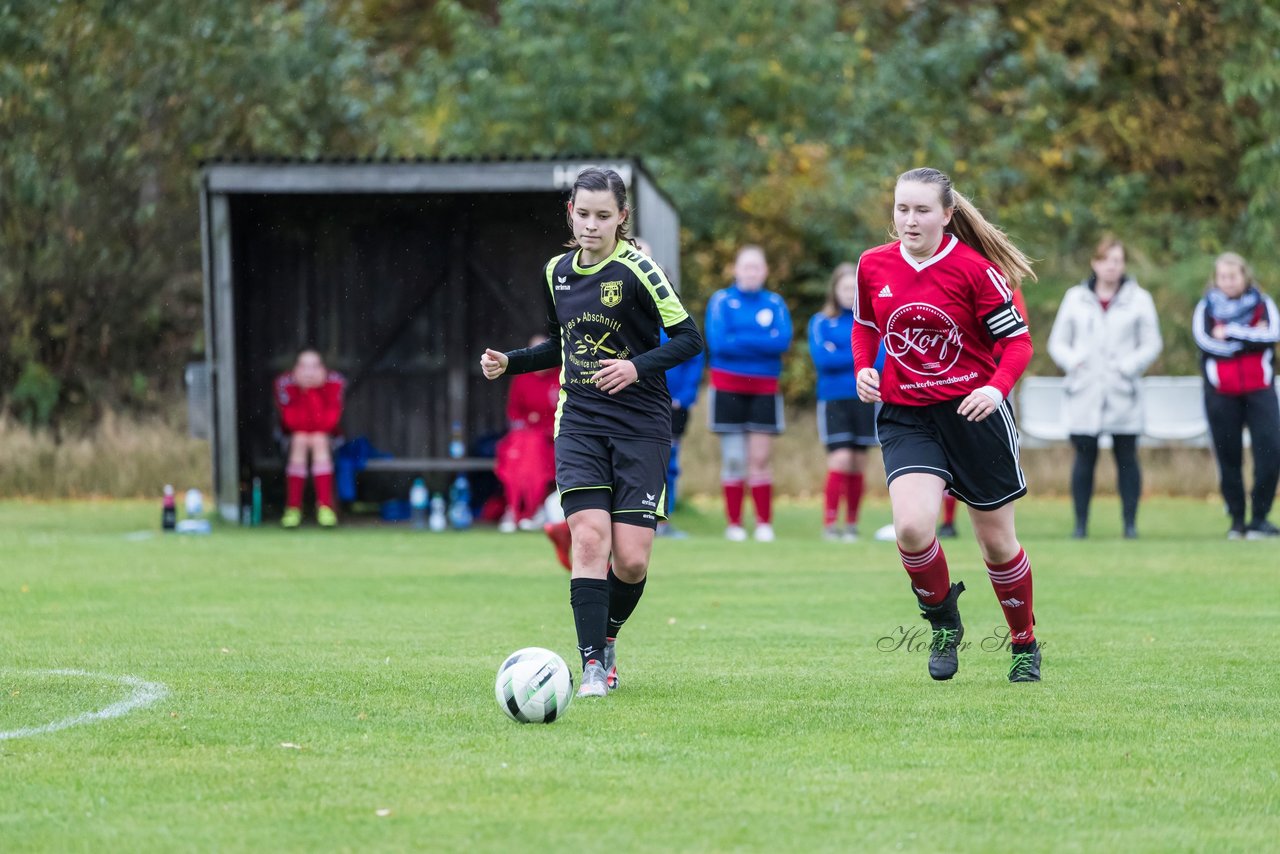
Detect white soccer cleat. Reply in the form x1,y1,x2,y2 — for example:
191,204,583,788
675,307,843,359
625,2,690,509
874,523,897,542
577,660,608,698
497,511,517,534
725,524,748,542
753,523,775,542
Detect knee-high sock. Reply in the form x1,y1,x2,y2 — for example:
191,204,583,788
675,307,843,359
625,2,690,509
845,473,865,524
986,548,1035,644
750,479,773,525
607,568,647,639
312,461,334,509
942,493,957,525
824,471,849,526
899,538,950,606
569,578,610,668
285,464,307,510
722,480,745,526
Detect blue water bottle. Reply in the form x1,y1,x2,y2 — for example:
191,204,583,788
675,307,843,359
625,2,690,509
449,421,466,460
409,477,428,530
448,474,472,530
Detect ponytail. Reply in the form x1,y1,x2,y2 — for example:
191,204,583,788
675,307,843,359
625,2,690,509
898,168,1037,288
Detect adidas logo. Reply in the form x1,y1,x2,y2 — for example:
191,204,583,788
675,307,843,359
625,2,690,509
878,284,893,298
1000,597,1025,608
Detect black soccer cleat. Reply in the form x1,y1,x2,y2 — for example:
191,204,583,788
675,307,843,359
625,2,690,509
917,581,965,681
937,523,958,539
1008,640,1042,683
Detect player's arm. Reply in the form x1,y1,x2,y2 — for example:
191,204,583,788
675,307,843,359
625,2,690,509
490,264,563,378
598,265,701,393
316,374,345,434
960,266,1032,420
1224,294,1280,348
630,316,703,378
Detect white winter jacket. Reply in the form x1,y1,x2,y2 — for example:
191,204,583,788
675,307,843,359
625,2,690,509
1047,277,1163,435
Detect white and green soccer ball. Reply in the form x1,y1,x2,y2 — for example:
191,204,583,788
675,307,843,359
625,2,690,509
495,647,574,724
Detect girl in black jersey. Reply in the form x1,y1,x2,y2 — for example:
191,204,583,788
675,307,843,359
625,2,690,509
480,168,703,698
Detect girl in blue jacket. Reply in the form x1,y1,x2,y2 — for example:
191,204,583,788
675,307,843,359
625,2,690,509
808,262,880,540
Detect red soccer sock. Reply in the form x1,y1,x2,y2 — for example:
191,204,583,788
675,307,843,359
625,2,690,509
942,494,958,526
845,472,865,524
750,480,773,525
898,538,951,606
722,480,745,526
285,465,307,509
544,521,572,571
987,548,1035,644
824,471,849,526
312,463,334,509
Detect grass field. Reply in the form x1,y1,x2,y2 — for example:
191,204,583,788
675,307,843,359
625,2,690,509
2,496,1278,852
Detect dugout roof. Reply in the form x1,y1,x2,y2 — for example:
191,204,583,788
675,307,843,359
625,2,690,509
198,156,681,521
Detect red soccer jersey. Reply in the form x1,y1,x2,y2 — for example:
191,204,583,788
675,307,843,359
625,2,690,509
853,236,1029,406
274,371,346,434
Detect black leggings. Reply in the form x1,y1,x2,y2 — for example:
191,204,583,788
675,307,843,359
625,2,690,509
1070,433,1141,528
1204,386,1280,525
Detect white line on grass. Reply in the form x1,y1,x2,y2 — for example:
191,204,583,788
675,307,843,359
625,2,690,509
0,669,169,741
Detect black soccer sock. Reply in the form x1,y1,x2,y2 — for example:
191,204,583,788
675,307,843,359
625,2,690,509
569,578,610,668
607,568,647,639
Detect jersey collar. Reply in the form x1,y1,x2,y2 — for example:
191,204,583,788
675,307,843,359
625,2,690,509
572,240,626,275
898,234,958,272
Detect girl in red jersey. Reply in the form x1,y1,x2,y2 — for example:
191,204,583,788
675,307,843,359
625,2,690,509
853,167,1041,683
1193,252,1280,539
274,349,345,528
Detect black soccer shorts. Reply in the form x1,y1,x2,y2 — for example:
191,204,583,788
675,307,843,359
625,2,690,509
877,399,1026,509
555,432,670,528
708,388,785,434
818,397,879,451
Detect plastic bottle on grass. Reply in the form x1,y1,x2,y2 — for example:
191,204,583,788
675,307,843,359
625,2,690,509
162,485,177,531
410,478,429,530
449,421,466,460
448,474,472,530
428,493,447,532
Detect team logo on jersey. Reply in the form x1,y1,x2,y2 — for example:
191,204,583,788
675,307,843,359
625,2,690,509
884,302,964,376
600,281,623,307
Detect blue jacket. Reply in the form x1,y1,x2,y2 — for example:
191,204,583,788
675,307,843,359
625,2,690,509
661,330,705,409
808,309,857,401
704,284,793,379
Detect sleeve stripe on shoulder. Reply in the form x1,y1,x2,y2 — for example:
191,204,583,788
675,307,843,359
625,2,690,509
987,267,1013,302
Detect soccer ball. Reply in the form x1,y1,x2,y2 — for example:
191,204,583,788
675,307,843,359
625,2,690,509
495,647,574,724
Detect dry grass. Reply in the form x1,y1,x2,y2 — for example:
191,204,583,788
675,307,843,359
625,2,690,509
679,405,1227,500
0,412,210,499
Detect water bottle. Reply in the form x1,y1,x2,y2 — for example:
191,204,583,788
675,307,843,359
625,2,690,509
162,485,176,531
448,474,472,530
428,493,447,532
184,488,204,519
409,477,429,530
449,420,466,460
251,477,263,527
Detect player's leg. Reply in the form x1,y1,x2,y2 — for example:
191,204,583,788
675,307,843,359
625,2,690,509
969,502,1039,682
719,430,748,540
1243,388,1280,537
555,434,616,697
308,432,337,527
1112,433,1140,538
1205,390,1247,537
282,433,310,527
824,446,854,539
938,493,958,538
1069,433,1100,538
845,447,868,540
601,437,668,691
746,392,783,541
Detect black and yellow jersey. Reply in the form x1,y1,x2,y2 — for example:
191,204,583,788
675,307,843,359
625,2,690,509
505,239,703,443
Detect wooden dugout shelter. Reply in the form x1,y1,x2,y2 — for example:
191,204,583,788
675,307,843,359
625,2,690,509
198,156,681,522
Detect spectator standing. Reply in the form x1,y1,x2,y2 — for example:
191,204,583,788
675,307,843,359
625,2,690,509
274,349,345,528
495,334,559,532
808,262,878,541
1047,237,1162,539
1193,252,1280,539
704,246,793,542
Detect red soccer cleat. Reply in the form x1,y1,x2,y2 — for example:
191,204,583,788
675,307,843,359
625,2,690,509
544,521,572,571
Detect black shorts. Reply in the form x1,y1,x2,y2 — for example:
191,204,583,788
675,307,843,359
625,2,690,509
877,399,1026,510
818,398,878,451
709,388,785,434
555,433,670,528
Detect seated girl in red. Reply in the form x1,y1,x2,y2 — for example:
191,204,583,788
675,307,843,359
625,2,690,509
273,349,345,528
495,334,560,532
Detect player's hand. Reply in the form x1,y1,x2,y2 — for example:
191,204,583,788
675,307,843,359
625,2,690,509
480,348,508,380
593,359,638,394
856,367,881,403
957,390,997,422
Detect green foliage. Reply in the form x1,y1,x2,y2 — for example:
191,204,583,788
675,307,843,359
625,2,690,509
10,361,60,427
2,0,1273,421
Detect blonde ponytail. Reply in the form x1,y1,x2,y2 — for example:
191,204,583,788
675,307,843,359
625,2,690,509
897,168,1037,288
